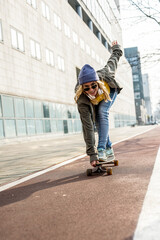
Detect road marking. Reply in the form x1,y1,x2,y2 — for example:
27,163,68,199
133,147,160,240
0,154,86,192
0,126,156,192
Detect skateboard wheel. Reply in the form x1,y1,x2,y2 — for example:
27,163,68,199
107,167,112,175
114,160,119,166
86,169,92,176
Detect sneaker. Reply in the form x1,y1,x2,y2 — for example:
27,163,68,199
106,147,115,160
98,149,107,161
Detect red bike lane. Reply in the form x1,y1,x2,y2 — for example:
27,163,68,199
0,126,160,240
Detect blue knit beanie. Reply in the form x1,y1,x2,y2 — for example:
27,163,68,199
78,64,99,85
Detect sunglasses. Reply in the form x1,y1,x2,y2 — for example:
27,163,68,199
83,84,98,92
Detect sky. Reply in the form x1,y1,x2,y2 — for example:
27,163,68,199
119,0,160,113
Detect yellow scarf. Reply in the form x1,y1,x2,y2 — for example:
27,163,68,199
90,81,110,105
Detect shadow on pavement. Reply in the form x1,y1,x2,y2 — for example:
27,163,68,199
0,171,105,207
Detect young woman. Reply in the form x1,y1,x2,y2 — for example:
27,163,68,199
75,41,123,167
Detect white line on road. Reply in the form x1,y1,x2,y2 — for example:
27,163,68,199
0,154,86,192
0,126,156,192
133,147,160,240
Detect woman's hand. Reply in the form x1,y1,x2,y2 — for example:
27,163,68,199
112,40,118,46
91,160,99,167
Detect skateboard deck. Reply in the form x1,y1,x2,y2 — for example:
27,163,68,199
86,158,118,176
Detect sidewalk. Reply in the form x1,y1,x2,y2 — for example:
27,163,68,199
0,125,157,185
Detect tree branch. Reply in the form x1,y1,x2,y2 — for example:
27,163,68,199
128,0,160,26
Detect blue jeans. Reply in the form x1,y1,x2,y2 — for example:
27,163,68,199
95,89,117,150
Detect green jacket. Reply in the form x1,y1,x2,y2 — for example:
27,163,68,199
76,44,123,162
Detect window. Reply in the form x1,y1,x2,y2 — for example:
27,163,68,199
41,1,50,20
72,31,78,44
134,92,140,99
67,110,72,118
46,48,54,67
0,20,3,42
86,44,90,55
80,38,85,50
72,109,76,119
57,120,63,133
76,67,80,81
133,74,139,82
88,20,93,31
134,82,140,91
129,57,137,64
14,98,25,118
25,99,34,118
63,120,68,134
64,23,70,38
0,96,2,117
91,49,95,59
30,39,41,60
11,27,24,52
54,13,61,30
27,0,37,9
76,5,83,18
97,32,102,41
51,119,57,133
5,120,16,137
44,120,51,133
104,40,108,49
0,120,4,138
49,103,56,118
68,119,73,133
77,120,82,132
35,120,43,134
16,120,26,136
132,65,138,73
2,96,15,117
26,120,35,135
57,56,65,71
43,102,50,118
96,54,100,63
61,105,67,118
34,101,42,118
56,104,62,118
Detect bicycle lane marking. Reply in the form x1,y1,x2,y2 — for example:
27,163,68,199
133,147,160,240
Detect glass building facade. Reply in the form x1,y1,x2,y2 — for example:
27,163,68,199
0,94,81,139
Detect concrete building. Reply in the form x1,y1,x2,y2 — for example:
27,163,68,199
142,74,152,123
124,47,146,125
0,0,136,140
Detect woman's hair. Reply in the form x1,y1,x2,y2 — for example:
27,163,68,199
74,80,111,103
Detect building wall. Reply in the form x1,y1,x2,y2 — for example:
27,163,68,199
0,0,136,139
124,47,147,125
142,74,152,121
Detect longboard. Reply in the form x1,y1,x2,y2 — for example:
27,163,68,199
86,159,118,176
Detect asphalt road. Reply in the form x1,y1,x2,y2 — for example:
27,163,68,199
0,126,160,240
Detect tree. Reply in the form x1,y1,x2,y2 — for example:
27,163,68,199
120,0,160,69
128,0,160,26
